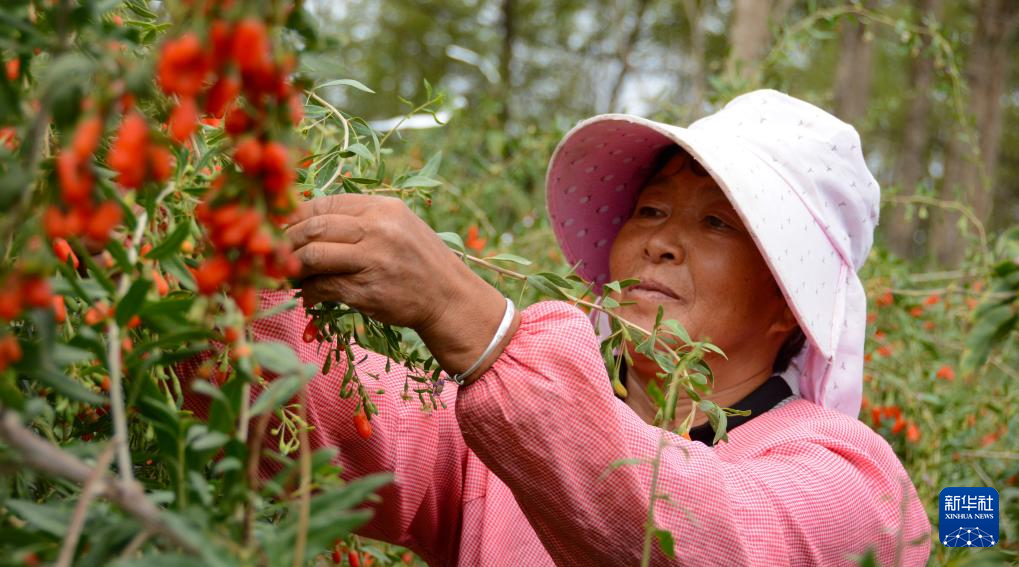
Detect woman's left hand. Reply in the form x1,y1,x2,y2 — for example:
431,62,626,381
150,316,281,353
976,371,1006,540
284,194,518,381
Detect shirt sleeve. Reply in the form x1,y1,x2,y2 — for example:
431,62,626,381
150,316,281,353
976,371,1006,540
455,301,932,566
176,290,471,564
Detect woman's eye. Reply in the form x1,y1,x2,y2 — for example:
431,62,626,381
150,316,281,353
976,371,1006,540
636,206,664,218
705,215,731,229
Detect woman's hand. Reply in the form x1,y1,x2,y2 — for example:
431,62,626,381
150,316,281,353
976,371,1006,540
284,194,519,383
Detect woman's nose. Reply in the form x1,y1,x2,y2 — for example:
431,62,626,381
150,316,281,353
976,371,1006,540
643,226,686,264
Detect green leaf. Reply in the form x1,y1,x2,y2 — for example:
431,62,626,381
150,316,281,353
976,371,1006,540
438,232,465,254
190,430,230,452
6,499,71,537
960,304,1017,374
116,278,152,326
342,142,373,162
251,375,306,416
598,457,645,481
419,151,443,178
536,271,572,289
486,253,532,266
655,528,676,558
251,341,307,376
399,175,441,188
146,221,191,260
527,275,569,300
316,78,375,93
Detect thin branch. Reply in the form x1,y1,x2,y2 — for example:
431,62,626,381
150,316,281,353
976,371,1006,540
0,409,198,554
119,529,153,560
290,387,312,567
56,443,116,567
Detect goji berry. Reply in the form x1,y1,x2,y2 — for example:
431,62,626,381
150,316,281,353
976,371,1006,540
905,423,920,443
153,270,169,296
57,150,94,205
52,237,79,269
168,97,199,143
224,107,252,136
347,551,361,567
231,285,257,317
234,138,263,174
209,20,234,69
73,116,103,159
52,295,67,324
148,145,175,182
0,288,21,320
85,201,123,244
157,33,208,97
0,335,21,367
246,229,273,255
232,19,270,74
109,112,150,189
194,256,231,294
224,326,241,343
205,75,240,117
21,277,52,308
100,375,111,392
5,58,19,81
302,319,319,343
935,365,955,381
353,409,372,440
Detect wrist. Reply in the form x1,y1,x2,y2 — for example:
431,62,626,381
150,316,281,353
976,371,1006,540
417,274,518,384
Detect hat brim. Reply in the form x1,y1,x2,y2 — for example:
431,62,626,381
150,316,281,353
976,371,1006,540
545,114,845,360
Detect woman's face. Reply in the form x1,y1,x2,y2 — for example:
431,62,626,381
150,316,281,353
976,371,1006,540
608,153,796,373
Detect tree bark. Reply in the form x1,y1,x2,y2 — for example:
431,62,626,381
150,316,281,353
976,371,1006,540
728,0,774,83
885,0,942,258
681,0,707,118
497,0,515,127
929,0,1019,266
832,6,874,124
608,0,652,112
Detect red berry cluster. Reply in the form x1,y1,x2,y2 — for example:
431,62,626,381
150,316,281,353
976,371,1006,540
156,14,303,316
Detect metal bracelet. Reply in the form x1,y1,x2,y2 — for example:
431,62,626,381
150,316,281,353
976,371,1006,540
449,297,516,386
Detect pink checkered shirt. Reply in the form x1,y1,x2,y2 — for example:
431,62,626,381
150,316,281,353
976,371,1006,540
183,291,932,566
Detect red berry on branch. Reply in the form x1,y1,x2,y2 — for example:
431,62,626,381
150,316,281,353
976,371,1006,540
347,551,361,567
52,238,79,269
231,285,257,318
232,18,271,75
153,270,169,296
205,75,240,118
109,112,150,189
56,150,94,206
234,137,263,174
5,58,19,81
72,116,103,159
148,145,175,183
302,319,318,343
224,107,252,136
21,276,53,308
85,201,123,245
168,97,199,143
194,256,231,295
0,287,21,321
52,295,67,324
157,33,209,97
209,20,234,70
353,410,372,440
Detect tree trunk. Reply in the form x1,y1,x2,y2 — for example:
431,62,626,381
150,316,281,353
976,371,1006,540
681,0,707,119
929,0,1018,266
728,0,774,83
832,7,874,124
608,0,652,112
497,0,515,127
885,0,942,258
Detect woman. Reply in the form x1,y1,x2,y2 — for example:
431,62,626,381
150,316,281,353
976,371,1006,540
194,90,931,565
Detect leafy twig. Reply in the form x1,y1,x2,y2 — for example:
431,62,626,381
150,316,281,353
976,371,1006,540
0,408,198,554
55,443,116,567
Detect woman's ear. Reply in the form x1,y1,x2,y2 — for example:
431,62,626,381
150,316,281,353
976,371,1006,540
767,304,799,338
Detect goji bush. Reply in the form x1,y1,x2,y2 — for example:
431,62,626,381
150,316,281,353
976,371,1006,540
0,2,445,565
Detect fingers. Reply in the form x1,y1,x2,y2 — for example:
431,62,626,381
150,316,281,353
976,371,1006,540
287,193,382,226
292,241,364,280
285,214,365,251
299,275,349,308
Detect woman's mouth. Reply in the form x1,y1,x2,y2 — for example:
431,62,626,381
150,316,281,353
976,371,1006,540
625,280,682,302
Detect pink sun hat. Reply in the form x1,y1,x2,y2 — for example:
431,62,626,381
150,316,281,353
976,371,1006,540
545,89,880,418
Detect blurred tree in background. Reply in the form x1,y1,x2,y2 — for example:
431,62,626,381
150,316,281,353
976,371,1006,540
309,0,1019,267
